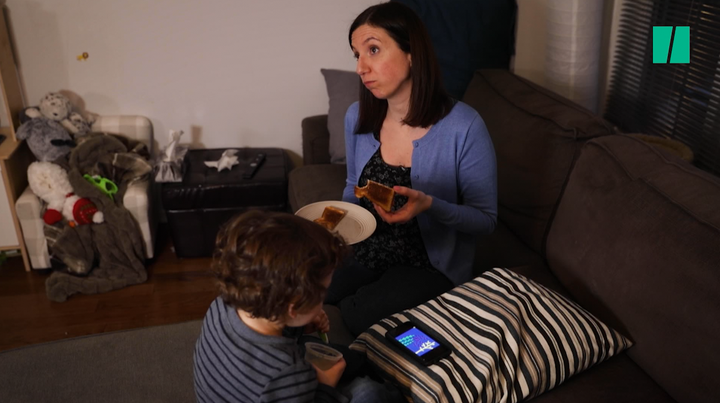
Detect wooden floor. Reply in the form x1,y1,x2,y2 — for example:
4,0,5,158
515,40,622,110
0,227,218,351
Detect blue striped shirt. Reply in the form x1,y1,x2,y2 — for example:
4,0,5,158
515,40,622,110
194,297,348,403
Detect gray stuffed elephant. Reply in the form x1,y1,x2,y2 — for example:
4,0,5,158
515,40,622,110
16,117,75,162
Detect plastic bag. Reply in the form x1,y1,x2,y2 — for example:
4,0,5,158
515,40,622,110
153,130,188,183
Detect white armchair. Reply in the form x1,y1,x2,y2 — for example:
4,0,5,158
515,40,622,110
15,115,158,269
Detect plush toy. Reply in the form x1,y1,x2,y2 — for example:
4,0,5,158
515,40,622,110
16,117,76,162
67,111,93,137
27,161,104,227
24,92,93,137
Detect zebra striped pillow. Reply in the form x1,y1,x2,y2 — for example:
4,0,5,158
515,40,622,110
350,268,632,403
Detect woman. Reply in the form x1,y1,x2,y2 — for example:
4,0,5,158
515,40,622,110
325,2,497,336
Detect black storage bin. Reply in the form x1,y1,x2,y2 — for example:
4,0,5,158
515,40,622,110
161,148,290,257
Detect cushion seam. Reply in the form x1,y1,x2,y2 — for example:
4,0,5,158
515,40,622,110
541,134,584,257
585,138,720,233
478,72,614,135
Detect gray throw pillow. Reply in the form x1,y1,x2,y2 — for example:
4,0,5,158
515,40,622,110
321,69,359,164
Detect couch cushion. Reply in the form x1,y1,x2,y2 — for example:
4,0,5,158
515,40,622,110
473,220,548,275
462,70,615,255
530,354,676,403
351,268,632,403
301,115,331,165
321,69,359,165
288,164,347,212
546,135,720,403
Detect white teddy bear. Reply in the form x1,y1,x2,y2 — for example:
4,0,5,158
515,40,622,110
25,92,94,137
27,161,104,227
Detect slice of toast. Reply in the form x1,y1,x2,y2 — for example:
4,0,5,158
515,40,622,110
313,218,333,231
354,180,394,212
313,206,347,230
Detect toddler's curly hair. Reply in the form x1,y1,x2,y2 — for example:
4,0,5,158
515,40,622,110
212,210,349,321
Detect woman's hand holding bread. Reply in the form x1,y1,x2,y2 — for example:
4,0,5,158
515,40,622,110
373,185,432,224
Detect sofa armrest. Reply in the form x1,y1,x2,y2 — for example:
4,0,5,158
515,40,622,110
302,115,331,165
15,179,157,267
15,186,51,269
92,115,154,155
123,179,157,259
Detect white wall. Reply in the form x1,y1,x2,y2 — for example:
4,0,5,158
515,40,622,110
513,0,623,115
4,0,626,167
4,0,379,166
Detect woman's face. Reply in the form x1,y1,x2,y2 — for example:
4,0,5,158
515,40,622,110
351,24,412,102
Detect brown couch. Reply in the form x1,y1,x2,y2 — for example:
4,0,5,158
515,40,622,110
288,70,720,403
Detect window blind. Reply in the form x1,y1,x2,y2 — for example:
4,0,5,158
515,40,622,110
605,0,720,177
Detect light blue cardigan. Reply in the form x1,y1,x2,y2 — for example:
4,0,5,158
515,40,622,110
342,101,498,285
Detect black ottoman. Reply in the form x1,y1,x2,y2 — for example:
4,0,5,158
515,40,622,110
161,148,290,257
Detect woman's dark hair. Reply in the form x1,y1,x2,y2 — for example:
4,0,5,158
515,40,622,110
349,2,453,134
212,210,349,321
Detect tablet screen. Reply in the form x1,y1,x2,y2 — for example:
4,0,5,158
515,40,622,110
394,326,440,357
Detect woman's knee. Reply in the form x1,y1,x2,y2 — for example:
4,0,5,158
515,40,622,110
326,259,380,305
342,376,404,402
339,297,373,336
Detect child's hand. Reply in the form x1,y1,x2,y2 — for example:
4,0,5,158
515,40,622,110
304,309,330,334
312,357,346,388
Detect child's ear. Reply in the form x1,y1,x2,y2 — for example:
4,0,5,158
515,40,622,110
287,303,298,320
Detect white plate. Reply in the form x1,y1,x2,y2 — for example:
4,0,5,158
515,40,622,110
295,201,376,245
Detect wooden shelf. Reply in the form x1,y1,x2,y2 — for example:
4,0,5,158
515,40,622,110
0,5,31,271
0,141,32,271
0,6,23,141
0,130,20,160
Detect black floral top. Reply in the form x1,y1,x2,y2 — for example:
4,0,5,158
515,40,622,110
353,143,434,273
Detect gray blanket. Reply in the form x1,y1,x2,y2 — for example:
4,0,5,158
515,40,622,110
44,133,152,302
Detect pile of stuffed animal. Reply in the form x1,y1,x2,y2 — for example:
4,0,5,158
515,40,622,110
20,92,104,227
27,161,104,227
18,92,93,162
